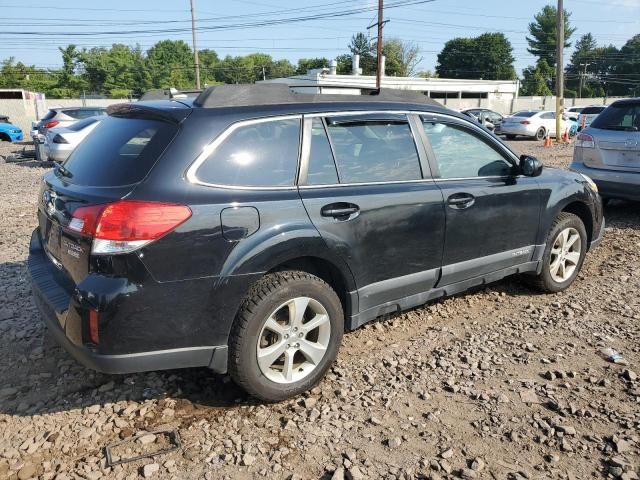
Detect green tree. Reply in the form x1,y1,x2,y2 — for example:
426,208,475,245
337,32,376,75
146,40,195,89
198,48,219,85
295,57,329,75
611,34,640,96
520,59,554,96
526,5,576,70
436,33,516,80
0,57,58,95
382,38,422,77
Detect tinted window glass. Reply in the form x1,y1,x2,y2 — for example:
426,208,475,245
422,121,513,178
61,116,177,186
325,115,421,183
513,111,537,118
541,112,555,119
591,103,640,131
63,109,80,119
197,118,300,187
41,110,56,121
67,117,98,131
582,106,605,115
306,118,338,185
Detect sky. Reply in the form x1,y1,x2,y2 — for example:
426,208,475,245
1,0,639,77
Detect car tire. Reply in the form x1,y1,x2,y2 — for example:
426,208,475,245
535,127,546,141
528,212,588,293
228,270,344,402
506,134,516,140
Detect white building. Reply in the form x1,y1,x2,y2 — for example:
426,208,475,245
258,57,520,112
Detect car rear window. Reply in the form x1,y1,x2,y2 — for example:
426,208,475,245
591,103,640,131
59,116,177,186
41,110,57,121
582,107,605,114
513,111,537,118
67,117,98,131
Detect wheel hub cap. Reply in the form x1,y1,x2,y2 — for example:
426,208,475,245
549,227,581,283
257,297,331,384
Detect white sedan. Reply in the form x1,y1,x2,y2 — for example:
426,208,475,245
44,116,101,162
500,110,569,141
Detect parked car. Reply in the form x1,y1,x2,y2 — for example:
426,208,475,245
577,105,606,130
43,116,102,162
500,110,569,140
34,107,106,142
461,108,503,132
28,85,604,402
571,98,640,202
566,106,584,121
0,115,24,142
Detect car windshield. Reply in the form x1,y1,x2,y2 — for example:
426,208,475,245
41,110,57,121
591,103,640,131
512,111,537,118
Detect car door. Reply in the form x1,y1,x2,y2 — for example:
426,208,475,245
540,112,556,136
298,112,446,314
417,113,542,285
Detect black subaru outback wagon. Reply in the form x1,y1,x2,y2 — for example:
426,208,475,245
29,85,604,401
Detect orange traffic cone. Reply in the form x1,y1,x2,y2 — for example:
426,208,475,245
544,134,552,147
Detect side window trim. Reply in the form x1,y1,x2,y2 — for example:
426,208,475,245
186,114,302,190
407,113,433,179
417,112,519,180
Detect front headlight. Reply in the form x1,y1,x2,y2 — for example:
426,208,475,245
580,173,598,193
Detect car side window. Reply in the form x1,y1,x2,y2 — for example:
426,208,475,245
324,115,422,183
541,112,555,120
306,118,339,185
422,120,514,178
196,118,301,187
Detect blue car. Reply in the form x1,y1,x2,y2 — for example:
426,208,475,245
0,115,24,142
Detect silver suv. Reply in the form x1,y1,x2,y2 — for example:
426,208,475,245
571,99,640,202
33,107,106,142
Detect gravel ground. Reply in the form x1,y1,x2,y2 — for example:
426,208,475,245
0,139,638,480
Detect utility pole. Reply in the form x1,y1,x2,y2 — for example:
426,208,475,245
190,0,201,90
376,0,384,91
555,0,564,143
578,62,590,98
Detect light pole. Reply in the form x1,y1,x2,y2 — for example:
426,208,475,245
555,0,564,143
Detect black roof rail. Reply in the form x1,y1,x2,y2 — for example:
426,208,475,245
193,84,441,108
139,88,203,102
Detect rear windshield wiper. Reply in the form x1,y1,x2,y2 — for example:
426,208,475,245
55,163,73,178
600,125,639,132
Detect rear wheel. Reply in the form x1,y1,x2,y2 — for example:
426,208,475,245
528,212,587,293
229,271,343,402
535,127,546,141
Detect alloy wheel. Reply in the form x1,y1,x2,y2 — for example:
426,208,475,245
549,227,582,283
256,297,331,384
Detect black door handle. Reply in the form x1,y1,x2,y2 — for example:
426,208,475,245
447,194,475,210
321,203,360,219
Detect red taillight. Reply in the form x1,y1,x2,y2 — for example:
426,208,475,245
576,133,595,148
95,201,192,241
520,120,531,125
44,120,59,129
69,200,192,254
88,309,99,344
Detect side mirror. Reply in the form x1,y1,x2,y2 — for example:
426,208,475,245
520,155,543,177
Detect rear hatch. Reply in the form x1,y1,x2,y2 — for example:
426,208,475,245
578,101,640,171
37,105,185,287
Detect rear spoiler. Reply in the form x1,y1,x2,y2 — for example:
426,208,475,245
106,103,191,124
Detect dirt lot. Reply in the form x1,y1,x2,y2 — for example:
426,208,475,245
0,139,638,480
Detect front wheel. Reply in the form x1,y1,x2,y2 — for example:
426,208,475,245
528,213,587,293
228,271,343,402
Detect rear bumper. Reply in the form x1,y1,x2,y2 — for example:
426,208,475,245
570,162,640,201
28,229,229,374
